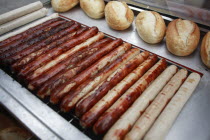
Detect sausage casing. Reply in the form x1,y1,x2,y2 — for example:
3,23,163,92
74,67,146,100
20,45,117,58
103,65,178,140
125,69,188,140
144,72,200,140
93,59,167,134
60,47,138,112
37,38,121,99
50,41,130,104
75,51,150,117
80,55,158,128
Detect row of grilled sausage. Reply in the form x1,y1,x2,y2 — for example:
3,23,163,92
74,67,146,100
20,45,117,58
0,15,201,140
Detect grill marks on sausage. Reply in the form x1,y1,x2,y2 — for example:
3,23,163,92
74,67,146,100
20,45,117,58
60,47,139,112
0,18,62,47
0,19,67,56
103,65,178,140
12,26,87,72
125,69,187,140
7,22,80,64
1,21,73,61
92,59,167,134
37,38,121,99
26,30,102,88
49,40,129,104
80,55,158,128
18,27,93,79
28,34,108,89
75,51,150,117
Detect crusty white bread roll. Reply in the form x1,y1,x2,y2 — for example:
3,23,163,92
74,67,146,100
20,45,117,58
135,11,166,44
0,8,48,35
0,13,59,42
80,0,105,19
104,1,134,30
200,32,210,68
52,0,79,12
0,1,43,25
166,19,200,56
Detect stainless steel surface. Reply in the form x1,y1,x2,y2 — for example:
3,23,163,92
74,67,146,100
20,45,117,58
0,70,90,140
0,84,58,140
0,3,210,140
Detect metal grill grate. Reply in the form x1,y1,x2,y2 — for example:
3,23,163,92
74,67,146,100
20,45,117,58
0,16,204,140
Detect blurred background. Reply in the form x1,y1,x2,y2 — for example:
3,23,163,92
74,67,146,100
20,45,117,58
0,105,37,140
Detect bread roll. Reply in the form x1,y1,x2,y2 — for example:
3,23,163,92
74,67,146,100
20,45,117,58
135,11,166,44
200,32,210,68
105,1,134,30
52,0,79,12
80,0,105,19
166,19,200,56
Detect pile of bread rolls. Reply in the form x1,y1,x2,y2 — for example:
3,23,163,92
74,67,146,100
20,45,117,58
51,0,209,68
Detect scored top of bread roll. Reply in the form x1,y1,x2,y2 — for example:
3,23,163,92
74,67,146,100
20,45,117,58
80,0,105,19
200,32,210,68
105,1,134,30
52,0,79,12
166,19,200,56
135,11,166,44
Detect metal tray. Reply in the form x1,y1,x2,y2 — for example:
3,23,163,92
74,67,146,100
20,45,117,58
0,3,210,140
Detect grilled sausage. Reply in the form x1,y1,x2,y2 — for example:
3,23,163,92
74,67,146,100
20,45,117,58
37,38,122,99
7,22,79,64
29,38,112,89
12,26,87,72
60,47,138,112
80,55,158,128
0,19,66,55
27,31,104,89
1,21,73,61
103,65,178,140
124,69,188,140
0,17,62,47
93,59,167,134
0,13,59,42
144,72,200,140
18,27,94,79
50,41,130,104
75,51,150,117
